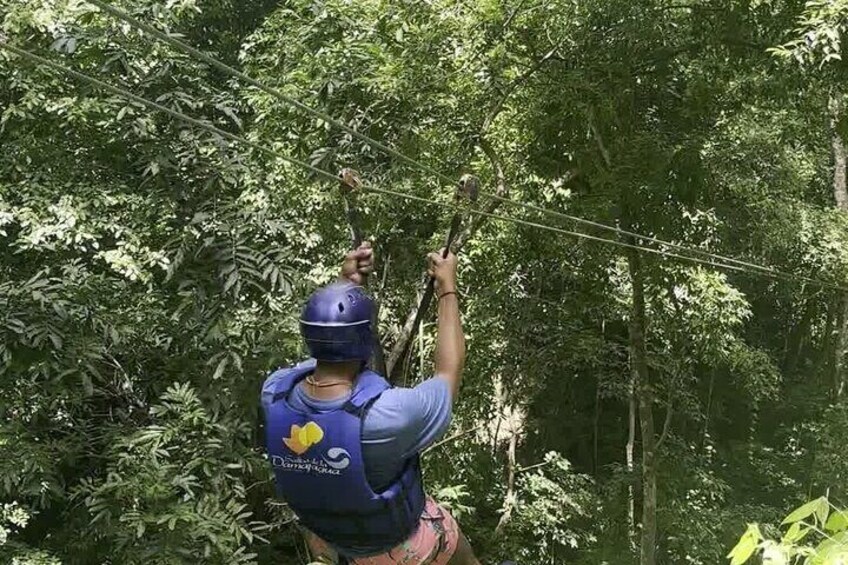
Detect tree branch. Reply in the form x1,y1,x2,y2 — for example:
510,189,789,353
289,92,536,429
425,422,488,453
517,460,554,474
655,3,727,12
588,108,612,167
380,251,391,292
656,392,673,449
495,430,519,535
483,41,563,133
502,0,531,33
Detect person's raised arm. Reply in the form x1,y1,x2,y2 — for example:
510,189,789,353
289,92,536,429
428,249,465,398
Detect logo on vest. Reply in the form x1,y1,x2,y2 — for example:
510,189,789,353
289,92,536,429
323,447,351,470
282,422,323,455
274,422,350,476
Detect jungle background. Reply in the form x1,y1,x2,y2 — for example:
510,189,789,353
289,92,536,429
2,0,848,563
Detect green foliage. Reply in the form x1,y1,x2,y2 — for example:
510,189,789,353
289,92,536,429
812,404,848,499
432,484,476,522
491,453,598,564
74,383,267,564
729,497,848,564
771,0,848,67
2,0,848,563
0,503,61,564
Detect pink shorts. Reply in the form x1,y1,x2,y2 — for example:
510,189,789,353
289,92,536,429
304,497,460,564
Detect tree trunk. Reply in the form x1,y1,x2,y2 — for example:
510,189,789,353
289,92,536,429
820,297,836,383
491,374,506,458
832,103,848,210
627,247,657,565
495,430,519,535
835,299,848,399
702,369,715,449
783,293,815,377
595,319,605,479
831,95,848,399
593,377,601,478
626,357,637,546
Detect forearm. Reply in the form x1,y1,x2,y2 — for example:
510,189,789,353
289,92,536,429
434,291,465,398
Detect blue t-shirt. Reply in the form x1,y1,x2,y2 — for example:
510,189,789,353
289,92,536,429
286,372,453,491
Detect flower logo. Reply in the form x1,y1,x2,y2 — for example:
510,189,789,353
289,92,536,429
283,422,324,455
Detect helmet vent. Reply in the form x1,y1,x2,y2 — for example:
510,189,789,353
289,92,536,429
338,303,345,313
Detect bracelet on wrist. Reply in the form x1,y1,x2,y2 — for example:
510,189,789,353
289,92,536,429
439,291,458,300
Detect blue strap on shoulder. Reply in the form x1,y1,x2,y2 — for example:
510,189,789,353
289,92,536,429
261,359,317,409
262,361,390,414
344,370,390,413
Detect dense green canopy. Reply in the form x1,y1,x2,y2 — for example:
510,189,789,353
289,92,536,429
1,1,848,563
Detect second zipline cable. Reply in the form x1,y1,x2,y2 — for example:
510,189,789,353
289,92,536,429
87,0,787,277
3,39,846,291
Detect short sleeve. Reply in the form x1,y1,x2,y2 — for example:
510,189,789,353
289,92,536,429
362,377,453,459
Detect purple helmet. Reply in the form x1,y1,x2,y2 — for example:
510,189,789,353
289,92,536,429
300,281,374,362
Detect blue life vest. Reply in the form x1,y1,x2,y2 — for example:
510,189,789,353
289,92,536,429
261,360,426,552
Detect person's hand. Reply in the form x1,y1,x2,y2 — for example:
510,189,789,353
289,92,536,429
341,242,373,285
427,248,458,293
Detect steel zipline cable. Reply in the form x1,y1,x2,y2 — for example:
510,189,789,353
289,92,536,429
84,0,789,278
85,0,452,185
2,39,847,292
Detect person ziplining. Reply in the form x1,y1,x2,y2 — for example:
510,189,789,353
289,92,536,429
260,241,481,564
3,18,847,564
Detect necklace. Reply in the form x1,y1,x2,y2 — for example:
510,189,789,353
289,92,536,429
305,375,352,389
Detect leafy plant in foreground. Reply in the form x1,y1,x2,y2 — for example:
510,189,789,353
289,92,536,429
728,497,848,564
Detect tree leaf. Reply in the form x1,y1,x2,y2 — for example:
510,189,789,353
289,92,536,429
815,497,830,526
81,373,94,397
728,524,761,565
212,356,228,381
782,498,826,525
826,511,848,533
782,522,810,544
223,270,239,292
48,332,63,350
